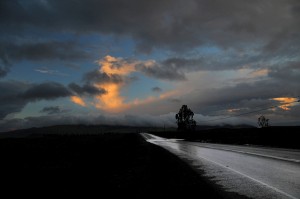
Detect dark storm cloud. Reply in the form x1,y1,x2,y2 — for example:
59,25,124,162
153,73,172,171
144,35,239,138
0,65,9,78
1,0,299,53
136,62,186,81
268,61,300,84
40,106,69,115
68,82,106,96
0,40,91,64
83,69,125,84
22,82,71,101
0,81,30,119
0,81,71,119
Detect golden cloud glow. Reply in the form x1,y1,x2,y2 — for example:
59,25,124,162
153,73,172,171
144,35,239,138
94,83,129,112
249,69,269,78
227,108,240,113
129,90,179,107
99,55,136,75
93,56,134,112
92,55,176,112
272,97,297,110
70,96,86,107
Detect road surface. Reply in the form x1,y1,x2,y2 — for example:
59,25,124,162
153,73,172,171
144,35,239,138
141,133,300,199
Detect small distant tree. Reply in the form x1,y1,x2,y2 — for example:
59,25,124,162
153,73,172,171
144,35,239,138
258,115,269,128
175,105,196,131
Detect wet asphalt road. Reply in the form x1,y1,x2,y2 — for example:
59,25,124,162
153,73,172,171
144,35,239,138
141,133,300,199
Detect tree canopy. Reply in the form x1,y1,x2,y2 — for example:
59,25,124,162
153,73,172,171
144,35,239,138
258,115,269,128
175,105,196,131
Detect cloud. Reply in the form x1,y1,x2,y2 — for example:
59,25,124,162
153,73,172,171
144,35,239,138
0,39,91,76
272,97,298,111
0,40,91,64
70,96,86,107
1,0,299,53
116,53,274,82
0,81,72,119
35,67,69,76
83,69,125,85
0,65,9,78
0,0,299,52
88,56,181,112
83,55,297,117
137,61,186,81
1,0,299,79
69,83,106,96
152,87,162,92
90,56,137,111
92,55,187,81
133,64,298,121
40,106,69,115
183,75,300,118
0,81,30,119
268,61,300,84
22,82,71,101
169,98,181,103
0,0,299,129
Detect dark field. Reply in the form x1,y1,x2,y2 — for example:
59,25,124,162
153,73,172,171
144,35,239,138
2,125,297,198
0,127,223,198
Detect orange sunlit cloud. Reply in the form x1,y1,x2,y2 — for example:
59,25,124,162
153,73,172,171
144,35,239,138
99,55,136,75
94,83,129,112
70,96,86,107
129,90,179,107
93,55,135,112
92,55,175,112
272,97,297,110
249,69,269,78
227,108,241,113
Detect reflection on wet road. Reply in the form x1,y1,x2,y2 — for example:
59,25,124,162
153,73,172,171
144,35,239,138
141,133,300,199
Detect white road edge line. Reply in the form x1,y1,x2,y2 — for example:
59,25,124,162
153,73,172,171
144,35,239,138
197,155,299,199
141,134,300,163
180,142,300,163
142,133,300,199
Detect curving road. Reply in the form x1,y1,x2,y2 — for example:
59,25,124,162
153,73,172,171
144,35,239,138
141,133,300,199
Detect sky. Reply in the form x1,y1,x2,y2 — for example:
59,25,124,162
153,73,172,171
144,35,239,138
0,0,300,132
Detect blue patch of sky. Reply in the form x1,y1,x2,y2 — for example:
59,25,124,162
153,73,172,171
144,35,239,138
121,72,173,103
6,60,80,84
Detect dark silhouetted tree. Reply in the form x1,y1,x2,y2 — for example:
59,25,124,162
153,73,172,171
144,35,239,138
175,105,196,131
258,115,269,128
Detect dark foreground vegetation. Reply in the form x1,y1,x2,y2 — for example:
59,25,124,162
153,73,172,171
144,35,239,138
150,126,300,149
0,126,224,198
